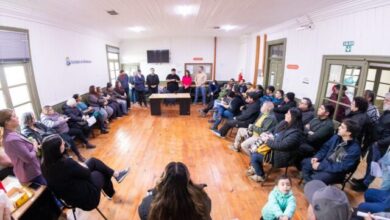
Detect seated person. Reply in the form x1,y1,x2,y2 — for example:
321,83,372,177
41,105,96,148
114,80,131,109
346,96,371,145
273,92,297,122
105,82,128,115
21,112,85,162
298,97,315,125
357,187,390,216
272,89,284,106
230,101,277,155
295,104,335,167
260,86,275,104
62,99,96,141
0,109,45,185
41,134,129,210
0,147,13,180
138,162,211,220
199,82,232,117
212,92,261,138
304,180,351,220
87,85,113,121
97,86,122,118
301,119,361,185
211,90,244,130
73,93,108,134
247,108,302,182
351,92,390,192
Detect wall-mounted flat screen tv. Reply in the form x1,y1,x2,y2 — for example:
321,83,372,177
147,50,170,63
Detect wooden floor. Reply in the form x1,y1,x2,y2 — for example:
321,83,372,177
71,104,376,220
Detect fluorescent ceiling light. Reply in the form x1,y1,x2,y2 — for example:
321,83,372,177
128,26,146,33
174,5,199,17
220,25,237,31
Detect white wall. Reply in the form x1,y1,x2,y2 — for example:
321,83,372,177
0,16,118,106
244,0,390,102
120,36,242,82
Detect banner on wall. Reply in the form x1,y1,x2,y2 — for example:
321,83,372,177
65,57,92,66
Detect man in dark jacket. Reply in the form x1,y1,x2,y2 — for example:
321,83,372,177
146,68,160,94
298,97,315,125
273,92,297,122
351,92,390,191
301,119,361,185
212,92,261,137
296,104,335,168
346,96,372,145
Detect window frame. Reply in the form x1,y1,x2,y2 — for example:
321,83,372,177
106,45,120,84
316,55,390,121
0,26,41,117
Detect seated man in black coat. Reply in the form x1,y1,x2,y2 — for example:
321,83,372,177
295,104,335,168
273,92,297,122
212,92,261,138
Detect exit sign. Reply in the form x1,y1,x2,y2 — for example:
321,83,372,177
343,41,354,52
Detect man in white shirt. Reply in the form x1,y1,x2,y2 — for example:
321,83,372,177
194,66,207,105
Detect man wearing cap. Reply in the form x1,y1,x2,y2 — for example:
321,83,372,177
304,180,352,220
301,119,361,185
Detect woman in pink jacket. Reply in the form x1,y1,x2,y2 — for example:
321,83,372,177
182,70,192,93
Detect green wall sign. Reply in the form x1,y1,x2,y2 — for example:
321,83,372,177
343,41,354,52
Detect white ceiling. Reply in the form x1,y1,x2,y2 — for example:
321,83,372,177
1,0,351,40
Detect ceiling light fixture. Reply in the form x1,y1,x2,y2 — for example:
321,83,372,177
220,25,237,31
128,26,146,33
174,5,199,17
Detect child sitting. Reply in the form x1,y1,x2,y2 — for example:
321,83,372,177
261,175,296,220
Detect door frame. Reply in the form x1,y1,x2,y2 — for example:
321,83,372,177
315,55,390,109
263,38,287,89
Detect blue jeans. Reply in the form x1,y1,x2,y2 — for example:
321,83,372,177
194,86,206,105
131,88,138,103
212,107,234,130
250,153,264,176
358,189,390,213
363,143,383,186
301,158,344,184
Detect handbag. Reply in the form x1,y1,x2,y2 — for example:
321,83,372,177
256,144,271,155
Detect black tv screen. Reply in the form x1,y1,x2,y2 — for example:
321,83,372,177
147,50,169,63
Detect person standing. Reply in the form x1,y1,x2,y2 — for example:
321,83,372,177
146,68,160,94
0,109,46,185
134,70,147,107
117,70,131,109
194,66,207,105
166,68,180,93
182,70,192,93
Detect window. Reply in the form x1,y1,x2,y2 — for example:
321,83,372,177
106,45,120,85
0,27,40,118
318,56,390,122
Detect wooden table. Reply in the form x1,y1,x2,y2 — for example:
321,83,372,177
149,93,191,115
3,176,60,220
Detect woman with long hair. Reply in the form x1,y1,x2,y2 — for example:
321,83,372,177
248,107,303,182
182,70,192,93
138,162,211,220
41,134,129,210
0,109,46,185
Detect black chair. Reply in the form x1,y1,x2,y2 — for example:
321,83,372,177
337,160,360,190
59,199,107,220
298,160,360,190
260,151,290,186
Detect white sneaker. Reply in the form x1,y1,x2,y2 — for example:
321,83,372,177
249,174,265,182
